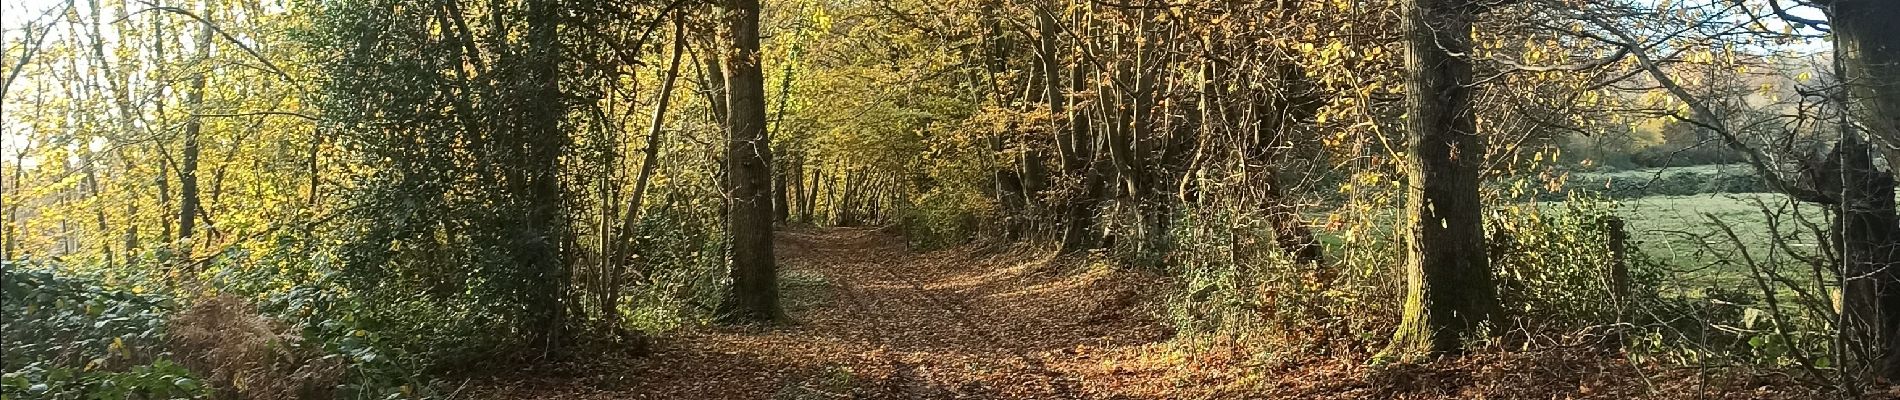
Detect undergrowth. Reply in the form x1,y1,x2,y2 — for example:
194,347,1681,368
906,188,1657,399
2,262,205,399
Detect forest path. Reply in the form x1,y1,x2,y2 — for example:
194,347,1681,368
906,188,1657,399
477,227,1174,399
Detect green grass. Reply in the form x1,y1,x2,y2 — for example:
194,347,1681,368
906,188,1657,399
1308,188,1823,287
1608,193,1825,285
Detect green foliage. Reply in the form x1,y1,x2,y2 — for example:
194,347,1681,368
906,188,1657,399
312,0,586,367
253,268,446,398
1,263,207,399
1,359,205,400
898,189,988,250
1487,196,1658,328
1628,284,1836,368
1162,205,1398,355
620,210,730,332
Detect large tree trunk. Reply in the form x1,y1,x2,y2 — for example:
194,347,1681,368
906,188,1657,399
721,0,781,322
1831,0,1900,380
1823,133,1900,381
1387,0,1498,358
1835,1,1900,167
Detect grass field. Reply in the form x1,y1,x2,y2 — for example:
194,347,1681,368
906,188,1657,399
1539,165,1818,285
1604,193,1825,286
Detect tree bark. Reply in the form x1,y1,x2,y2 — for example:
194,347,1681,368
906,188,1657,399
721,0,781,322
801,164,819,222
1834,1,1900,167
774,165,791,223
1387,0,1498,358
1040,8,1100,254
1832,0,1900,381
515,0,570,349
177,11,214,256
605,15,687,328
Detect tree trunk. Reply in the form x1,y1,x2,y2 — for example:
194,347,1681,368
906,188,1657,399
1835,1,1900,167
980,4,1030,241
1833,0,1900,381
1387,0,1498,358
788,154,805,223
774,166,791,223
606,15,687,328
824,167,839,224
1058,111,1103,254
721,0,780,322
177,13,214,256
515,0,570,350
802,165,820,223
1040,8,1099,254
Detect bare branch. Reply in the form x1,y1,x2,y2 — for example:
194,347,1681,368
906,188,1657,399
122,3,304,93
1766,0,1830,33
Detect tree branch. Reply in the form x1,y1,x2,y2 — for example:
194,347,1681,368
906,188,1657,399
1766,0,1830,33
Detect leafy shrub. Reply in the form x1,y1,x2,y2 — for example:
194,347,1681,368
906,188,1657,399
1487,196,1660,332
1624,283,1838,368
1162,203,1400,357
1,262,208,399
262,270,463,398
898,189,986,250
620,209,729,333
156,231,437,398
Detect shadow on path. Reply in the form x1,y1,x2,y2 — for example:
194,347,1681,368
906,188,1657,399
471,227,1169,399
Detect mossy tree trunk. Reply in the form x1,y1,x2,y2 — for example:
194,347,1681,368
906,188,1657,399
1387,0,1499,359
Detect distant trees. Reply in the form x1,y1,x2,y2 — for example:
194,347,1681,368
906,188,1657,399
1,0,317,267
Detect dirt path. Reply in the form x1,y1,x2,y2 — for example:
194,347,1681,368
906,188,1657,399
475,227,1171,399
467,228,1836,400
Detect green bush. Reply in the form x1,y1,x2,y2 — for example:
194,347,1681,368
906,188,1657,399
1,263,207,399
898,189,986,250
621,209,729,332
1162,203,1399,355
1488,196,1659,329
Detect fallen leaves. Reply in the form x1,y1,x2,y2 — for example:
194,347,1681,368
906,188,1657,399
464,228,1829,400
